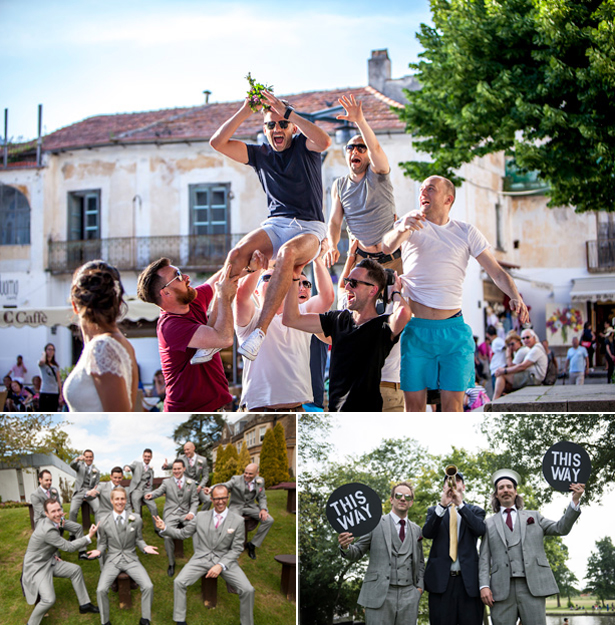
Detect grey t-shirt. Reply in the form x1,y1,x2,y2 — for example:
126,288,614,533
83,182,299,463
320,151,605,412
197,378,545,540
334,167,395,247
39,362,60,394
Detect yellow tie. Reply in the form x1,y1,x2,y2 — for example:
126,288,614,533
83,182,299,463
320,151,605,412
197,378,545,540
449,506,458,562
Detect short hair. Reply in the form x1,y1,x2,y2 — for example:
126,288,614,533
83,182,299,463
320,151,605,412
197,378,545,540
355,259,387,297
110,466,123,475
521,328,539,341
44,498,60,513
211,484,229,498
38,469,52,481
173,459,186,468
137,257,171,305
110,486,127,499
486,325,497,337
84,449,94,456
390,481,415,499
143,448,153,455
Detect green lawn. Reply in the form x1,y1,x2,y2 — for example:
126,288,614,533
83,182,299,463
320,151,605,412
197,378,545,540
0,490,296,624
546,595,615,612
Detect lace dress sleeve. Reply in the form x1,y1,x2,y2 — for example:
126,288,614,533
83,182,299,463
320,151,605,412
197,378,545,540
84,335,132,393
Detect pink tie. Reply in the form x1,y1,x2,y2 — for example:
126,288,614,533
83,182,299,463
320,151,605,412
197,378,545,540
46,490,51,498
177,480,182,490
505,508,514,531
215,515,222,529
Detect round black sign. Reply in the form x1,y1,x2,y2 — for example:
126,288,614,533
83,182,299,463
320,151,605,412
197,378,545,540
326,482,382,537
542,441,591,492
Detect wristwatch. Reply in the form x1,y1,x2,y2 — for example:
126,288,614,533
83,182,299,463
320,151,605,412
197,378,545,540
284,107,293,120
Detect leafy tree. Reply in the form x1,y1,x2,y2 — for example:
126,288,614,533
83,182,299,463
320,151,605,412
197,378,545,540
259,427,286,487
237,441,251,473
0,414,71,461
273,422,291,483
398,0,615,212
40,428,80,464
544,537,578,607
482,414,615,504
212,444,238,484
168,414,225,465
586,536,615,606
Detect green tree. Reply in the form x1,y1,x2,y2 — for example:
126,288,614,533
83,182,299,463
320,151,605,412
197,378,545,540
40,428,80,464
259,427,285,487
169,414,225,465
273,422,291,483
214,443,239,483
398,0,615,212
544,537,578,607
237,441,251,474
482,414,615,504
0,414,71,461
211,443,228,484
586,536,615,606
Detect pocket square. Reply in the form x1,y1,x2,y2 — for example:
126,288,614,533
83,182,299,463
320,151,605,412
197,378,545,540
227,528,236,534
526,517,535,525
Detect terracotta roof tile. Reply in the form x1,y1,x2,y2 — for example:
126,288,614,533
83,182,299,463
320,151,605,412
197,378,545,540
41,86,406,152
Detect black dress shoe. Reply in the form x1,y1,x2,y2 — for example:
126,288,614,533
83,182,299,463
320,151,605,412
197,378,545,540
246,542,256,559
139,619,150,625
102,622,112,625
176,622,188,625
167,564,175,577
79,603,100,614
78,552,89,560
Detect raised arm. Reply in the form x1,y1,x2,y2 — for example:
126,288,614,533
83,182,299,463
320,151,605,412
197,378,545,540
382,211,426,255
261,90,331,153
388,273,412,338
476,249,529,324
325,184,344,268
337,94,389,174
305,255,335,314
282,279,326,334
209,100,252,164
234,250,268,327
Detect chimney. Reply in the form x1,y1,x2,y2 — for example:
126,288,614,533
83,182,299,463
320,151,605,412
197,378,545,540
368,49,391,93
203,90,212,105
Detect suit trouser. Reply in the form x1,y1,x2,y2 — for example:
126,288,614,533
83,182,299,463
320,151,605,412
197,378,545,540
239,506,274,548
490,577,546,625
27,560,90,625
69,490,100,529
163,513,189,566
428,574,484,625
173,558,254,625
130,489,159,519
365,584,421,625
97,559,153,624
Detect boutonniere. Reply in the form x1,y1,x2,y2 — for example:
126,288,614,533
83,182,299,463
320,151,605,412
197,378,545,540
92,468,98,474
186,479,194,486
128,515,136,523
129,527,135,532
197,459,203,465
256,477,264,484
526,517,535,525
227,528,235,534
418,535,423,541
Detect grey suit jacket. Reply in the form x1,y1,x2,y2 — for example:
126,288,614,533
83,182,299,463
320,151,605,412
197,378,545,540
341,514,425,609
163,454,209,488
223,475,268,513
478,504,581,600
97,512,147,565
162,508,245,569
126,461,155,494
70,458,100,494
149,476,199,519
21,517,90,604
30,487,62,523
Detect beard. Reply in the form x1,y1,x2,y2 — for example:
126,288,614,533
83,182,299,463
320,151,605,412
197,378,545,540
177,286,198,305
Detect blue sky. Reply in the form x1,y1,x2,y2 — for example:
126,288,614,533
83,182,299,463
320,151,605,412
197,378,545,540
1,0,432,141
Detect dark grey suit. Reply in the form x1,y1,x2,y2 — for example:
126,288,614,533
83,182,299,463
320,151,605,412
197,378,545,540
21,517,92,625
95,512,154,624
341,514,425,625
162,508,254,624
478,504,581,625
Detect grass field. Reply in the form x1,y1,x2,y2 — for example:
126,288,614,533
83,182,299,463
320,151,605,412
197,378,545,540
0,490,296,624
546,595,615,612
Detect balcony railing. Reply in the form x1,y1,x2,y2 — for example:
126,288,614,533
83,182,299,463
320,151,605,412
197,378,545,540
587,239,615,273
48,234,248,274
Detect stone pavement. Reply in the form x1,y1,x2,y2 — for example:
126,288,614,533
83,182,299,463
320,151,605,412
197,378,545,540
484,383,615,412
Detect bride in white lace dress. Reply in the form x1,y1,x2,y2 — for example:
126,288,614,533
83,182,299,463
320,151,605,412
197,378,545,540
64,260,138,411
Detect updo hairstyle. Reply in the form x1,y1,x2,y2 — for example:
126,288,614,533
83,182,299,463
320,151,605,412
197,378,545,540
71,260,127,327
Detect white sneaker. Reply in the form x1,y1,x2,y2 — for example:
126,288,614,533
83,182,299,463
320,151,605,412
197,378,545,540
238,328,266,361
190,347,223,365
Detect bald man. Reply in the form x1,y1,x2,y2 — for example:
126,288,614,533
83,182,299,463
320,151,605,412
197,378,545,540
162,441,211,509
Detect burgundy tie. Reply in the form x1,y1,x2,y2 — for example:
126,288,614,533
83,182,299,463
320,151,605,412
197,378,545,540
505,508,514,531
399,519,406,541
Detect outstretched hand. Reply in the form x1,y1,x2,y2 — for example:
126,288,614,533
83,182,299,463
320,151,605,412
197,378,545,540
570,483,585,505
144,545,159,555
260,90,287,118
509,298,530,325
336,94,365,125
216,264,239,300
153,516,166,532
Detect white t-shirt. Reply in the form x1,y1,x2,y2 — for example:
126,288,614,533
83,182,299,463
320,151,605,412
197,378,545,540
489,337,506,375
513,346,530,365
400,218,490,309
235,304,313,410
524,343,548,380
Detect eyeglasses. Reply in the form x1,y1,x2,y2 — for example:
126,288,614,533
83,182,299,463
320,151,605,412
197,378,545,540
162,268,183,289
211,497,228,502
298,280,312,289
346,143,367,154
265,120,291,130
393,493,413,501
343,277,375,289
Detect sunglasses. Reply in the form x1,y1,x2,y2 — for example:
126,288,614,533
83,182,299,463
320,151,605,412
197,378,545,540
393,493,413,501
162,268,183,289
261,274,312,289
343,277,375,289
521,336,533,341
265,120,291,130
346,143,367,154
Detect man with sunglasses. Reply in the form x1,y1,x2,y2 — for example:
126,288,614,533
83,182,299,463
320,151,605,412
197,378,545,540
324,94,401,274
283,258,411,411
492,328,548,399
234,249,334,411
136,258,237,412
383,175,530,412
210,88,331,362
339,482,424,625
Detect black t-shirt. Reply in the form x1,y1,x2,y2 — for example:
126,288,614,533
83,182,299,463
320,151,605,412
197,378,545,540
320,310,397,412
246,133,324,222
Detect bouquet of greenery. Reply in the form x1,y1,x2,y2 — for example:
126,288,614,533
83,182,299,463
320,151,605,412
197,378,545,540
246,73,274,112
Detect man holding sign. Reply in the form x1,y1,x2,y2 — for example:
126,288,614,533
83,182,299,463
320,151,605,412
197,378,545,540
478,469,584,625
338,482,424,625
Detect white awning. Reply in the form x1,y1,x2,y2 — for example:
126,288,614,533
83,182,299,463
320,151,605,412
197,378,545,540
570,276,615,302
0,298,160,328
